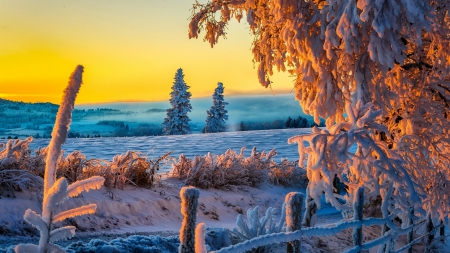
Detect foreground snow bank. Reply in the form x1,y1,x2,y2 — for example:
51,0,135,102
0,178,296,242
0,228,233,253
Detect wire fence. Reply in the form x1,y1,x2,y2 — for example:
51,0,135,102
178,186,446,253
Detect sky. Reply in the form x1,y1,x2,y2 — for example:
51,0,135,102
0,0,295,104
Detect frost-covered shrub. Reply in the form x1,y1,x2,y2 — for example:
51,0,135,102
0,136,44,198
171,147,276,189
56,151,104,184
0,137,33,168
268,160,308,187
100,151,171,189
170,154,192,179
232,205,286,253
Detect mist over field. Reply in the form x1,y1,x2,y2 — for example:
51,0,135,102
75,94,312,125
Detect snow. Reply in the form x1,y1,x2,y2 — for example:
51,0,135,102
0,128,446,253
0,181,300,250
26,128,327,172
1,178,448,252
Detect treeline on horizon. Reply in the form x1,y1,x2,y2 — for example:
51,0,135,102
0,97,324,139
64,115,321,138
0,115,320,139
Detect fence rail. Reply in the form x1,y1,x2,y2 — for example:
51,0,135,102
178,186,446,253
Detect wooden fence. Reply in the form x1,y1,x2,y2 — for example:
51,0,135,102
178,186,446,253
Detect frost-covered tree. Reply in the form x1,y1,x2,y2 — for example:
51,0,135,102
203,82,228,133
163,69,192,135
15,65,104,253
189,1,450,224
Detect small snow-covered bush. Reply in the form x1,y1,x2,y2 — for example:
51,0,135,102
171,147,276,189
232,205,286,253
100,151,171,189
170,154,192,179
0,137,44,198
268,160,308,187
56,151,104,183
0,137,33,168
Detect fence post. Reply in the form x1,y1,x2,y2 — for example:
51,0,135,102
440,219,445,243
425,213,434,252
195,222,207,253
352,188,364,253
179,186,200,253
303,187,317,227
285,192,304,253
407,208,414,253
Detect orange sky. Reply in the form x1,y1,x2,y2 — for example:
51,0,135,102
0,0,295,104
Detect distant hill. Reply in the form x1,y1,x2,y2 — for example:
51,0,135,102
145,108,166,113
0,98,59,129
0,94,314,138
0,98,134,138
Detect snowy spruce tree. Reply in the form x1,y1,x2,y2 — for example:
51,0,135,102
203,82,228,133
189,1,450,224
163,68,192,135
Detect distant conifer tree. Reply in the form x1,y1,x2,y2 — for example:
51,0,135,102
163,69,192,135
285,116,292,128
203,82,228,133
237,121,245,131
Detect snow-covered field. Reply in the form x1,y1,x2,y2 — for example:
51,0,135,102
28,128,315,172
1,129,446,253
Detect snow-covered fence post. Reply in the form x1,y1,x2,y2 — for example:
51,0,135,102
353,187,364,253
425,213,434,252
285,192,304,253
302,188,316,227
195,222,207,253
179,186,200,253
439,219,445,243
407,208,414,253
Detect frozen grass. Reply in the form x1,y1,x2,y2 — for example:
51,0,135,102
268,160,308,188
0,138,44,198
1,136,304,196
0,140,172,195
170,148,272,189
170,147,307,190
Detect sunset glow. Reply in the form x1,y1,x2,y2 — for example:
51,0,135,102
0,0,294,104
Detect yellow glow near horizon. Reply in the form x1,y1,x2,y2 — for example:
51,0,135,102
0,0,295,104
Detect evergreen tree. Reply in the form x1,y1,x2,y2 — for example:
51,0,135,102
203,82,228,133
285,116,292,128
237,121,245,131
163,69,192,135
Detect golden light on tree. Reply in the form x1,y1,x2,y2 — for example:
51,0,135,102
189,0,450,223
